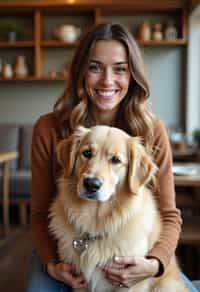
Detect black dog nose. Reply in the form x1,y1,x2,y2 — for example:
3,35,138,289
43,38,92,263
83,177,102,193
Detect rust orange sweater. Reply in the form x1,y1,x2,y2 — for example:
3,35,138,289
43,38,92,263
31,111,182,273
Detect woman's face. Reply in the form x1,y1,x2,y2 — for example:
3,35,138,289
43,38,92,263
85,40,131,115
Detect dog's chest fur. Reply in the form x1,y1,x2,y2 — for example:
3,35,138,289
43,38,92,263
49,180,160,291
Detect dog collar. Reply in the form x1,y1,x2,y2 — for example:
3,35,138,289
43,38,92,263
72,232,103,254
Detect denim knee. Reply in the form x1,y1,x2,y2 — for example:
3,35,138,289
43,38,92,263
180,272,199,292
25,250,71,292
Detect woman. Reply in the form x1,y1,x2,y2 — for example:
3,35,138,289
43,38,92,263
26,23,197,291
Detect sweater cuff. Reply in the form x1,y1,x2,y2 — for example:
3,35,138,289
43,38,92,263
146,255,164,277
147,242,171,276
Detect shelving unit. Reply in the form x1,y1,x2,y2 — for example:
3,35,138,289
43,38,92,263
0,0,189,82
0,42,34,48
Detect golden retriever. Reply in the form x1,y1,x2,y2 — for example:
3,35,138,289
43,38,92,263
49,125,187,292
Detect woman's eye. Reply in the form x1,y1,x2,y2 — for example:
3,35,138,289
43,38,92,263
110,156,121,164
82,149,92,159
114,67,128,74
88,64,102,73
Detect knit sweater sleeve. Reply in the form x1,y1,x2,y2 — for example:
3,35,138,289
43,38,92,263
30,113,59,265
147,119,182,274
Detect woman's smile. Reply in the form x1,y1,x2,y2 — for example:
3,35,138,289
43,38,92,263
95,89,119,100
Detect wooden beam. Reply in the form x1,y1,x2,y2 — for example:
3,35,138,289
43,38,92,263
0,0,187,10
34,9,43,77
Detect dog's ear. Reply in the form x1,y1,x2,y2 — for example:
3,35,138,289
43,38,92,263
56,126,90,176
128,137,157,194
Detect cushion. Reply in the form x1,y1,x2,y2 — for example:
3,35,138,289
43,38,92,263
0,169,31,199
19,125,33,170
0,124,19,170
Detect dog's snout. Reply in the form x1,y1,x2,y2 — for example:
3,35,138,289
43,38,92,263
83,177,102,193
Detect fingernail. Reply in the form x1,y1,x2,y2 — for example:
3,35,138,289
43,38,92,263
115,256,120,262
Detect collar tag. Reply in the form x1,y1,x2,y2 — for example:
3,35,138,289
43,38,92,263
72,238,89,254
72,232,103,254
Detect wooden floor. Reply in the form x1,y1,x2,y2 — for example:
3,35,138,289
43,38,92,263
0,226,33,292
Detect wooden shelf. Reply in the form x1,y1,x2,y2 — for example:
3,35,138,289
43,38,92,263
0,39,186,49
0,1,189,11
0,39,186,50
41,40,79,47
137,39,187,46
0,1,189,82
0,76,66,81
0,41,34,48
38,39,188,48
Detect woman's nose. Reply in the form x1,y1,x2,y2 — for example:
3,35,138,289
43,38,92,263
101,68,114,85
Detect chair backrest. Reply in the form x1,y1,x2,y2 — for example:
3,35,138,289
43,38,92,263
0,123,19,170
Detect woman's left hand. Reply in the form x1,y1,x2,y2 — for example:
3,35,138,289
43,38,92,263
103,256,159,288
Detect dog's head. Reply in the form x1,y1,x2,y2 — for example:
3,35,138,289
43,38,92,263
57,125,157,202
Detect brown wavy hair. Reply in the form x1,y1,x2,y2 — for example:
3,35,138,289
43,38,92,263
54,23,156,150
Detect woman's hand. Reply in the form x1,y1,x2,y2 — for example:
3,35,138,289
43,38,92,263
47,262,87,289
104,256,159,288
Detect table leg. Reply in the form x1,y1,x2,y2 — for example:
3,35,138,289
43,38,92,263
2,161,10,236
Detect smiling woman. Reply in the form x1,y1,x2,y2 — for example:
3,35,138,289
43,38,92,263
85,40,130,122
53,22,153,149
27,23,198,292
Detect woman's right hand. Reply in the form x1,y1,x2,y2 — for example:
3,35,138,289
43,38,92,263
47,262,87,289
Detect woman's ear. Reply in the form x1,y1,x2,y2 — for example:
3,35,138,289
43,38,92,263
56,126,90,176
128,138,157,194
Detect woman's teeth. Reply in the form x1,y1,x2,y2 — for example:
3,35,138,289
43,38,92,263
96,90,117,97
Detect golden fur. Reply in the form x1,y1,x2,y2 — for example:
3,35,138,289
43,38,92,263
49,125,187,292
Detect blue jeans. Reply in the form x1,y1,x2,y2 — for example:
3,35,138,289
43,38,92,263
25,250,72,292
25,251,198,292
181,273,199,292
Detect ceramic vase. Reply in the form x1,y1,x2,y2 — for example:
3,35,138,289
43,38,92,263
14,55,28,78
2,63,13,79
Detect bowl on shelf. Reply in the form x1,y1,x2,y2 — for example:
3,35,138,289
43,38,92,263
53,24,81,42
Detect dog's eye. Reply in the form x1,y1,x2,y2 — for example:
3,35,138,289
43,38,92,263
82,149,92,159
110,156,121,164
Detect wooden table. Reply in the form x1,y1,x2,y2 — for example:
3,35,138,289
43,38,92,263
0,151,18,236
173,148,198,162
174,162,200,187
173,163,200,245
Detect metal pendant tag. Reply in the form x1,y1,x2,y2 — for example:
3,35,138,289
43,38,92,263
72,238,89,254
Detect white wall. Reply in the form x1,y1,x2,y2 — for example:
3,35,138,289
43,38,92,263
143,47,183,127
186,5,200,141
0,82,64,124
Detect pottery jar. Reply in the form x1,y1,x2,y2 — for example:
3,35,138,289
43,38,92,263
14,55,28,78
152,23,163,41
2,63,13,79
137,22,151,41
164,20,178,40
